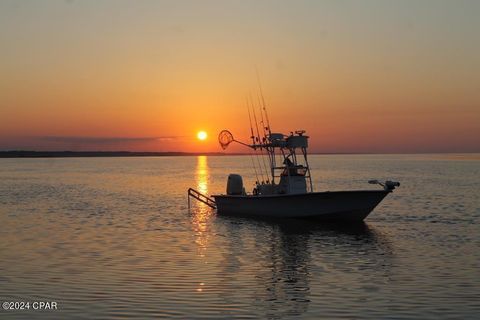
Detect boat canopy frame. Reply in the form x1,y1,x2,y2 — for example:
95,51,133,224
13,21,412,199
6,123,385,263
249,130,314,193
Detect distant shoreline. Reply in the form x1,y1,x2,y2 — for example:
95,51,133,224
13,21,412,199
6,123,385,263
0,150,478,158
0,151,230,158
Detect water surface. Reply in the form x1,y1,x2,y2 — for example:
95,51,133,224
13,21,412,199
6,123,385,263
0,154,479,319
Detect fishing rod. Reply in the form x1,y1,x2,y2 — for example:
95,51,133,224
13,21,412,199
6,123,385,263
246,98,256,146
218,127,265,184
257,92,268,144
248,96,266,183
255,67,272,135
250,95,270,183
246,99,260,184
256,92,274,181
255,67,276,177
250,94,262,148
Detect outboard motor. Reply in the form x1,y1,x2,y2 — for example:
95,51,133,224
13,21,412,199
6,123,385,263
227,174,244,195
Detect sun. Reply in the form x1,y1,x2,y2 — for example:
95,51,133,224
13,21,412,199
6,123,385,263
197,131,207,141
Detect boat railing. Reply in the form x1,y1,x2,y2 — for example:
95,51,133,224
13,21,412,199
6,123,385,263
188,188,216,209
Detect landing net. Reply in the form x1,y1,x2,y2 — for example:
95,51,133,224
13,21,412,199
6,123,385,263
218,130,234,150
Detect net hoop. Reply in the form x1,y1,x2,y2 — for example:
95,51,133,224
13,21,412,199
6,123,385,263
218,130,234,150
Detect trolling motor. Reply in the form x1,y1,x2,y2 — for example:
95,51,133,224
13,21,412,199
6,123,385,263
368,180,401,191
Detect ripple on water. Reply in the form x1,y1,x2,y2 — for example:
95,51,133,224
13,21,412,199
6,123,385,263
0,155,479,319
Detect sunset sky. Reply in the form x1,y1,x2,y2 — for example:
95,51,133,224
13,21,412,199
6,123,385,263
1,0,479,153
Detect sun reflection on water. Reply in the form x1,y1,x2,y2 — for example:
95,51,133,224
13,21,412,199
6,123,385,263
191,156,215,260
196,155,208,195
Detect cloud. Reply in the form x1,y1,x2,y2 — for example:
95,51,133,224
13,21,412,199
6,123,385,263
39,136,180,144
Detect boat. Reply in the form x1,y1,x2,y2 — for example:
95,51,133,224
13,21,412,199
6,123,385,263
187,103,399,222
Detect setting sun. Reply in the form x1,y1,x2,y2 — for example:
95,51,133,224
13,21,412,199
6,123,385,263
197,131,207,141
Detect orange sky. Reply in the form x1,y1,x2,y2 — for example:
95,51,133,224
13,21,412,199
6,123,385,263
1,0,479,153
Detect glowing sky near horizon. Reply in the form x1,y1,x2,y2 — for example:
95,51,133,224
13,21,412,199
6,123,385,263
0,0,479,153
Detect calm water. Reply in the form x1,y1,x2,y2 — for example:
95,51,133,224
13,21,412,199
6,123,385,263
0,154,479,319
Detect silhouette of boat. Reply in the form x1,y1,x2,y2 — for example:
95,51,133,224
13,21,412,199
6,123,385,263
188,128,399,221
188,95,399,221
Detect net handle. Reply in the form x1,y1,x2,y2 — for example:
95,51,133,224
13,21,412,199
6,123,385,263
218,130,252,150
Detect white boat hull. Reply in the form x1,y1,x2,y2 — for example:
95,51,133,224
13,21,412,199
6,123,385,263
213,190,391,221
